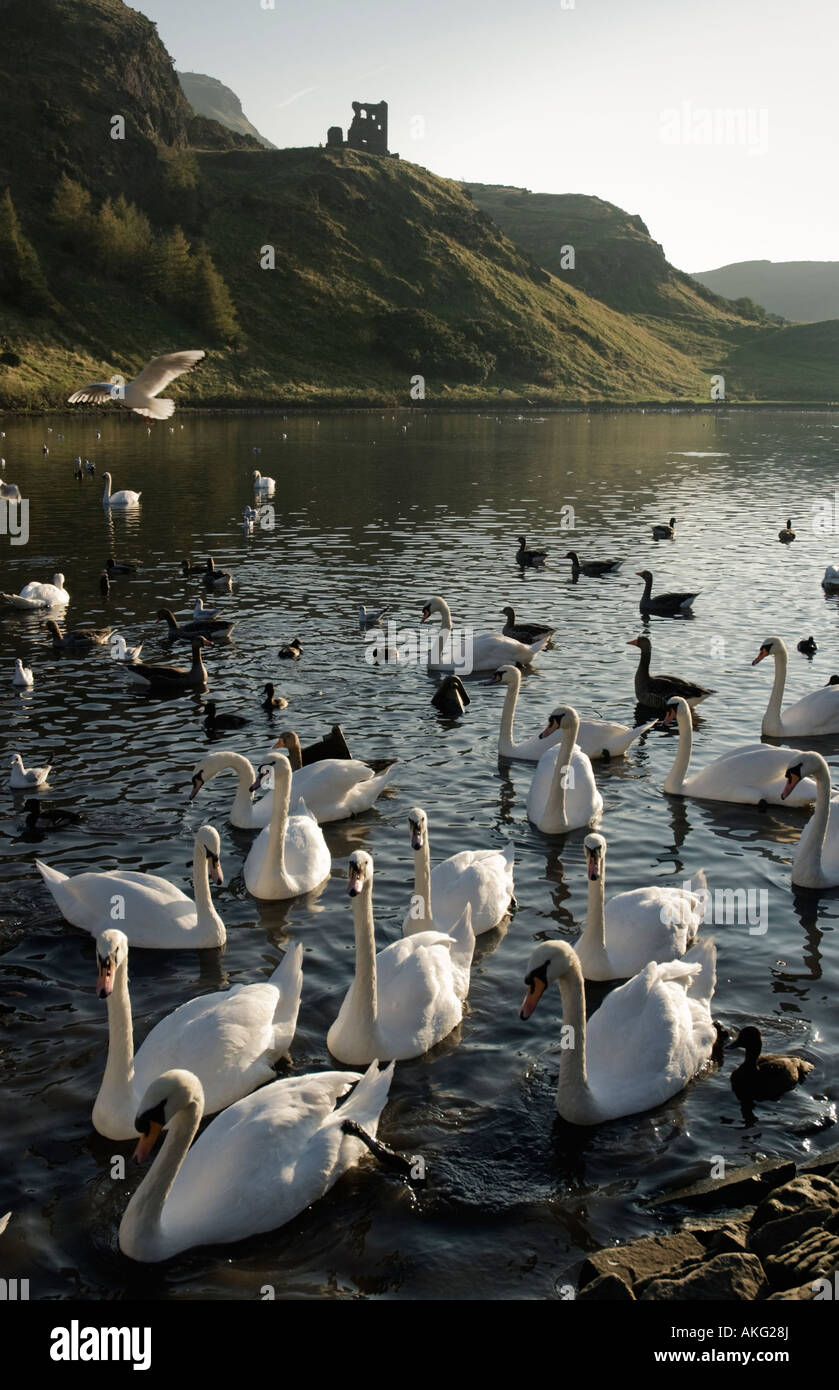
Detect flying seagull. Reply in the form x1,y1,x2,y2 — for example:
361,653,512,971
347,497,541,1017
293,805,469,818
67,350,206,420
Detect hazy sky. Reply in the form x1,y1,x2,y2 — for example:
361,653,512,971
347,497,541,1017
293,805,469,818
135,0,837,272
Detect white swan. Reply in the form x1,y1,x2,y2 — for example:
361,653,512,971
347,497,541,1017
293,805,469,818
243,754,331,900
490,664,655,760
9,753,50,788
782,751,839,887
36,825,227,949
520,937,717,1124
118,1060,394,1262
94,931,303,1140
661,696,817,805
752,636,839,736
526,707,603,833
102,471,141,508
574,833,706,981
1,573,70,609
68,350,205,420
421,596,548,673
402,806,514,937
12,659,33,687
328,851,474,1065
252,470,276,494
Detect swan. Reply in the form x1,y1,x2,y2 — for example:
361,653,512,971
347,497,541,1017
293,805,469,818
243,753,331,900
782,751,839,887
10,753,50,788
118,1060,394,1262
68,350,205,420
752,636,839,736
327,851,473,1065
402,807,514,937
190,751,269,828
270,731,395,822
491,664,654,761
102,471,141,508
526,708,603,833
35,825,227,949
519,936,717,1124
660,695,817,805
573,832,705,981
252,470,276,494
421,595,548,673
1,573,70,609
12,659,33,687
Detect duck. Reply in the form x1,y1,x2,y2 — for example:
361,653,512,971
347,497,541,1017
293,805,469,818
628,635,715,709
45,619,111,651
778,519,796,543
564,551,622,579
93,930,304,1141
752,637,839,736
1,574,70,609
402,806,514,937
102,471,141,508
68,350,206,420
155,607,234,643
105,556,139,575
181,559,232,590
500,606,555,644
728,1025,813,1106
660,695,817,805
359,605,388,628
490,664,654,761
9,753,50,788
261,682,289,712
431,674,470,716
652,517,677,540
36,825,227,948
798,636,818,657
519,937,717,1124
421,596,548,673
243,753,331,899
526,707,603,833
11,659,34,687
278,638,302,660
118,1060,395,1262
637,570,699,615
22,798,81,831
327,851,473,1065
252,470,276,493
573,832,705,981
268,731,395,822
515,535,547,567
121,638,209,694
782,751,839,887
110,634,143,663
821,566,839,591
203,701,248,732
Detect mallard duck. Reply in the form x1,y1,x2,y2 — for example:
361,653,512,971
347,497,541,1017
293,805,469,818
261,682,289,711
797,636,818,657
105,557,139,575
431,674,471,716
278,638,302,660
729,1026,813,1104
778,519,796,543
203,701,248,732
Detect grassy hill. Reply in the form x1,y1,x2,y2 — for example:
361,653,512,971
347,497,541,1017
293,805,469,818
692,259,839,325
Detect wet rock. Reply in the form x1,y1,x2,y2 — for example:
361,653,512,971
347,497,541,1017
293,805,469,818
649,1159,796,1213
798,1144,839,1179
576,1272,636,1300
638,1252,768,1302
579,1231,706,1290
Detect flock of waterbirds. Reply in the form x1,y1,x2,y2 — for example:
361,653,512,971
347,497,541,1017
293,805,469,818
0,349,832,1265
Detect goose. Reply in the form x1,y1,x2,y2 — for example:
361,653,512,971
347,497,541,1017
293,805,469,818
628,635,714,709
431,674,470,716
68,350,205,420
402,807,514,937
105,557,138,575
327,852,473,1065
782,751,839,887
752,637,839,736
23,798,81,831
45,619,111,651
660,695,817,805
526,707,603,833
252,470,276,494
11,659,34,687
156,607,234,642
122,638,209,693
261,682,288,711
797,636,818,657
778,519,796,544
278,638,302,660
36,825,227,949
359,605,388,628
193,598,219,621
421,596,548,673
574,832,705,981
637,570,699,615
821,566,839,591
515,535,547,567
110,634,143,663
827,675,839,687
118,1060,394,1262
267,732,395,822
181,558,232,590
564,551,622,579
728,1026,813,1105
102,472,141,508
203,701,248,732
652,517,677,539
490,664,654,761
10,754,50,788
500,606,555,644
243,753,331,899
519,937,717,1124
1,573,70,609
93,930,304,1141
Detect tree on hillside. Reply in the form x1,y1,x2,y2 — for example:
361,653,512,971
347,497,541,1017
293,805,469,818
151,225,194,307
0,188,55,313
188,245,239,342
51,173,93,250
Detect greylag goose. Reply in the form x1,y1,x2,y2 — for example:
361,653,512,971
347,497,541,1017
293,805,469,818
500,607,555,643
628,636,714,709
564,552,622,579
156,607,234,642
45,619,111,651
652,517,676,539
122,638,209,693
515,535,547,567
637,570,699,615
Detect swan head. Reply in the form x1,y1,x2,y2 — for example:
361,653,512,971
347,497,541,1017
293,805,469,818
520,941,578,1019
782,752,828,799
95,928,128,998
660,695,690,729
539,705,579,741
133,1070,204,1163
752,637,784,666
489,663,521,689
251,750,291,795
584,832,606,880
421,596,445,624
52,573,65,588
348,849,373,897
195,825,224,883
101,472,112,485
408,807,427,850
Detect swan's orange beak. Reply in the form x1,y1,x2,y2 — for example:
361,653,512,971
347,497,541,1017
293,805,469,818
209,854,223,886
586,853,600,881
752,648,768,665
781,770,800,800
420,607,431,624
133,1121,162,1163
539,718,558,740
96,958,114,998
520,975,547,1020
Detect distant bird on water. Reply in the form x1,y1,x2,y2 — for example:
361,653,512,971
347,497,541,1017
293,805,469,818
778,519,796,544
67,350,206,421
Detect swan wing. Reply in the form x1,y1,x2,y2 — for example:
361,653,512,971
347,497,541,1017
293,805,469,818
429,848,513,932
782,686,839,734
371,932,463,1058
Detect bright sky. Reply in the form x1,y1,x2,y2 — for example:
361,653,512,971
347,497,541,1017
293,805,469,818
135,0,837,272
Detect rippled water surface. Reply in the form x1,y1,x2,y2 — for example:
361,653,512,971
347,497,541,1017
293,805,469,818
2,408,839,1300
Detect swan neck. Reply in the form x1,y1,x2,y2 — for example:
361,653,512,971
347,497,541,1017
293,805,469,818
764,648,787,732
351,884,379,1040
436,600,453,632
412,835,434,927
97,960,135,1127
193,840,223,941
584,865,607,953
797,761,832,882
499,675,520,753
120,1100,202,1258
556,963,589,1104
266,768,289,873
221,753,257,822
664,704,693,793
548,725,576,821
